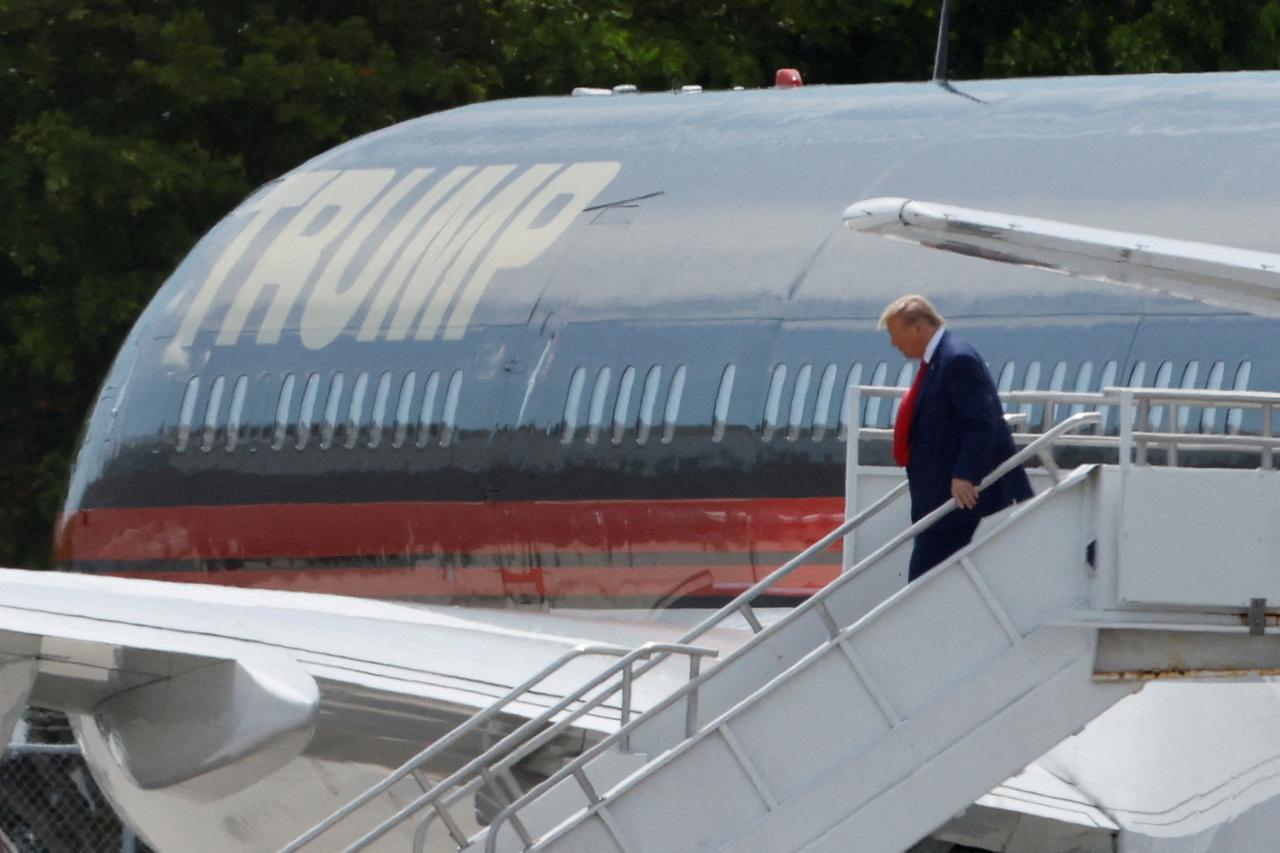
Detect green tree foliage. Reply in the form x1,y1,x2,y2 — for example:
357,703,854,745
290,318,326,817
2,0,1279,568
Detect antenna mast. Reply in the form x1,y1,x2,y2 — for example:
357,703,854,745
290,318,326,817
932,0,952,82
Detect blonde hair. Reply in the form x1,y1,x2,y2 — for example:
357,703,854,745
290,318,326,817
878,294,944,330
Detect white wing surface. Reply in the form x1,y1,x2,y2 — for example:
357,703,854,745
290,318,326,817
843,197,1280,317
0,569,736,850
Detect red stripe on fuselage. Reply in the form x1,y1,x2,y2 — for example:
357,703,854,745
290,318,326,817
56,497,846,563
55,497,850,602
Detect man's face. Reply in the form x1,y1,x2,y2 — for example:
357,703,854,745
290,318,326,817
885,315,930,360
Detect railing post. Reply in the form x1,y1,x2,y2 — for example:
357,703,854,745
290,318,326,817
1136,398,1150,465
843,385,863,573
685,655,703,738
619,662,634,752
1259,402,1269,468
1118,389,1134,470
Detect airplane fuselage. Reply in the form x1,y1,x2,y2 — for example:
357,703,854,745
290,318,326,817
56,72,1280,608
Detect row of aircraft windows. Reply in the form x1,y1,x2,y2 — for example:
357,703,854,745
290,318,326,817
558,358,1256,445
175,369,463,453
558,364,689,446
177,357,1256,454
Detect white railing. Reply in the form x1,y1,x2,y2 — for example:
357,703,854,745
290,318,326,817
481,413,1104,852
283,384,1280,853
279,642,718,853
850,385,1280,467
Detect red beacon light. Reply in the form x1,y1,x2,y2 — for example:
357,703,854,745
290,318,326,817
774,68,804,88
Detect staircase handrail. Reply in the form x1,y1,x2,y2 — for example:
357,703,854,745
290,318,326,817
304,641,717,853
483,410,1102,853
278,640,716,853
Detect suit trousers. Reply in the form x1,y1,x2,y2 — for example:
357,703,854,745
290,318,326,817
908,509,982,581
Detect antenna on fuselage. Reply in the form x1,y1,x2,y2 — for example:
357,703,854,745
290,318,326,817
932,0,952,83
930,0,982,102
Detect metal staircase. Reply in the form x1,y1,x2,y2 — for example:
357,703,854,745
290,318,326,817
283,386,1280,853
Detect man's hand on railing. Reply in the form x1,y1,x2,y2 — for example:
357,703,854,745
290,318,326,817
951,478,979,509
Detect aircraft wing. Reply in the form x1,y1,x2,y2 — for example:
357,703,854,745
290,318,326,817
843,197,1280,317
0,568,729,799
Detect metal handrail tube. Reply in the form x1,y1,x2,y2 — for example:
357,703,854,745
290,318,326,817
835,412,1099,584
1131,432,1280,448
338,642,718,853
1000,390,1107,404
483,411,1101,853
281,642,630,852
546,479,916,750
851,384,1280,407
646,412,1051,660
671,480,910,644
412,775,492,852
1107,387,1280,405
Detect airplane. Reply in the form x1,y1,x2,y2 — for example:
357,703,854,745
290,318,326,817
5,68,1280,851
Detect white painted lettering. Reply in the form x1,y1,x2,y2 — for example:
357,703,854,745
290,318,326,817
414,164,559,341
175,171,336,347
177,161,622,348
216,169,394,345
374,165,516,342
299,168,432,350
355,166,478,342
442,161,621,339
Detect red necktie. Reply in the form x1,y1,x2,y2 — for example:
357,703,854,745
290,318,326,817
892,361,928,467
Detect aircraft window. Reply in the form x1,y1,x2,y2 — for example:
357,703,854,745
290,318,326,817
636,365,662,445
761,364,787,441
368,371,393,448
226,375,248,452
1067,361,1093,417
863,362,889,427
271,373,296,451
661,365,687,444
415,370,440,448
811,363,838,442
201,375,226,453
586,367,612,445
561,366,588,444
176,376,200,453
1175,361,1200,432
344,372,370,450
296,373,321,449
1019,361,1042,421
1200,360,1226,433
1227,360,1252,434
712,364,735,443
295,373,320,450
1048,361,1067,391
439,369,462,447
319,372,345,450
888,362,915,424
837,363,864,441
1148,361,1174,428
786,363,813,441
612,366,636,445
1122,362,1147,430
996,361,1015,412
393,372,417,448
1098,361,1118,390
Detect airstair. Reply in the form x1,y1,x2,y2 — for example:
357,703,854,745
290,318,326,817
284,386,1280,853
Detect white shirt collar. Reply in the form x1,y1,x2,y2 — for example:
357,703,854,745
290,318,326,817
923,325,945,364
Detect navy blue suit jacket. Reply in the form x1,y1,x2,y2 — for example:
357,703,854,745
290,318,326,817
906,330,1033,524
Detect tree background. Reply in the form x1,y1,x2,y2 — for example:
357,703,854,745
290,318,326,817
2,0,1278,568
